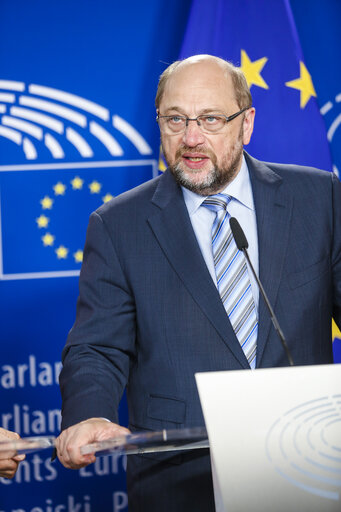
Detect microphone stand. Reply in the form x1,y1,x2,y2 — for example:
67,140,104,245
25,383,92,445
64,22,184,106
229,217,294,367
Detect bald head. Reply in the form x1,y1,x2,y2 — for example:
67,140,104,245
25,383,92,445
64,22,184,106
155,54,252,111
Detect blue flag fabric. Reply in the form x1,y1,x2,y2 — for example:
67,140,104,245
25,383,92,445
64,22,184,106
179,0,332,171
291,0,341,178
178,0,339,360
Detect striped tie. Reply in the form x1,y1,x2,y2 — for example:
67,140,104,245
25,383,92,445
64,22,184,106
203,194,258,368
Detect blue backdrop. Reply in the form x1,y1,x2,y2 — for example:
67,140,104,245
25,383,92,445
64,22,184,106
1,1,340,510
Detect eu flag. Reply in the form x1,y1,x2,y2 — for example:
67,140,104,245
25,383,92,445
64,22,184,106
0,161,155,278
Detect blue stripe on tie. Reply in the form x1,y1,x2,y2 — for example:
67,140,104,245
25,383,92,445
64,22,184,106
212,213,228,244
217,251,240,285
228,283,252,316
241,322,258,348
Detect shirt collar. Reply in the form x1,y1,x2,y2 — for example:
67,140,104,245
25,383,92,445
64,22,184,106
182,155,255,215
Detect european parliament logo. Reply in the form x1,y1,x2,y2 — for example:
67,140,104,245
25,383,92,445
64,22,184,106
0,80,157,280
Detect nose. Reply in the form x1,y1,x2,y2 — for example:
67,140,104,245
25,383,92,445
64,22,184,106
182,119,206,147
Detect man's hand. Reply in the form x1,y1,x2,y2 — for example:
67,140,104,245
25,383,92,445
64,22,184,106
0,428,26,479
55,418,130,469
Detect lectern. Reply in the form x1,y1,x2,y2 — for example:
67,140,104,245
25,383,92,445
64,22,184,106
196,364,341,511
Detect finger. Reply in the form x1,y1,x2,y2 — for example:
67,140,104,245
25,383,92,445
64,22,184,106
57,449,96,469
56,430,95,468
0,428,20,440
0,450,16,460
55,419,130,469
13,454,26,462
93,423,131,442
0,429,21,459
0,459,19,479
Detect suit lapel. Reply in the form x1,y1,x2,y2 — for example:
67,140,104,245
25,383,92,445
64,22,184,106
148,170,250,368
245,153,293,366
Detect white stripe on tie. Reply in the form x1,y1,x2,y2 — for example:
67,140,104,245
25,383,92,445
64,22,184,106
202,193,257,368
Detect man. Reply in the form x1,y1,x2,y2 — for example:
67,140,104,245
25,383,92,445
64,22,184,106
0,428,25,479
56,55,341,511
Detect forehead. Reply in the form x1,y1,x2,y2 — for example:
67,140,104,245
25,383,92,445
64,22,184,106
160,60,238,113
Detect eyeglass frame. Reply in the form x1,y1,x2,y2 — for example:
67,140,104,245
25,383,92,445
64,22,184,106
156,106,251,133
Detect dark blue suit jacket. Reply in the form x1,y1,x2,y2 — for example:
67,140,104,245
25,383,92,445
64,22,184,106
60,152,341,511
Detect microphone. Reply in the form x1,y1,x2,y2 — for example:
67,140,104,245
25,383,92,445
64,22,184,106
229,217,294,367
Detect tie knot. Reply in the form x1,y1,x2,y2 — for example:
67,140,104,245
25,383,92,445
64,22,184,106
202,193,232,213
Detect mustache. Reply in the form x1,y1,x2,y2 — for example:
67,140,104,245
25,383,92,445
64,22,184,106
175,146,216,160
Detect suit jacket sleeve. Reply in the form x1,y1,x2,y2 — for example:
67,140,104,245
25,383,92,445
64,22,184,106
59,210,136,429
332,172,341,328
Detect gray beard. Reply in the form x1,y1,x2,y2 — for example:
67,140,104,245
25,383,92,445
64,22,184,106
169,147,243,196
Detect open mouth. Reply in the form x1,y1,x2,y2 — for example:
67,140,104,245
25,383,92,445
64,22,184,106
185,156,206,162
181,154,209,168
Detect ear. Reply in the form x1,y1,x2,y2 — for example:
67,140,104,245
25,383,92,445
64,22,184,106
242,107,255,145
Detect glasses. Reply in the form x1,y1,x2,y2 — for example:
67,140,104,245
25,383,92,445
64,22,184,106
156,107,250,135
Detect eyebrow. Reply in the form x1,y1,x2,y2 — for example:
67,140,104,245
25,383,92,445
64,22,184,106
162,106,186,115
162,106,226,115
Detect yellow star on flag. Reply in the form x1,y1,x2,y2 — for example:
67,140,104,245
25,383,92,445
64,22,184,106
53,182,66,196
89,180,102,194
36,215,49,228
71,176,84,190
102,193,114,204
40,196,54,210
332,319,341,342
42,233,55,246
285,61,317,108
56,245,69,259
73,250,83,263
158,145,167,172
240,49,269,90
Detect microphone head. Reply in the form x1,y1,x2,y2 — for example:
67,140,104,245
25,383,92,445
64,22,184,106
229,217,248,250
